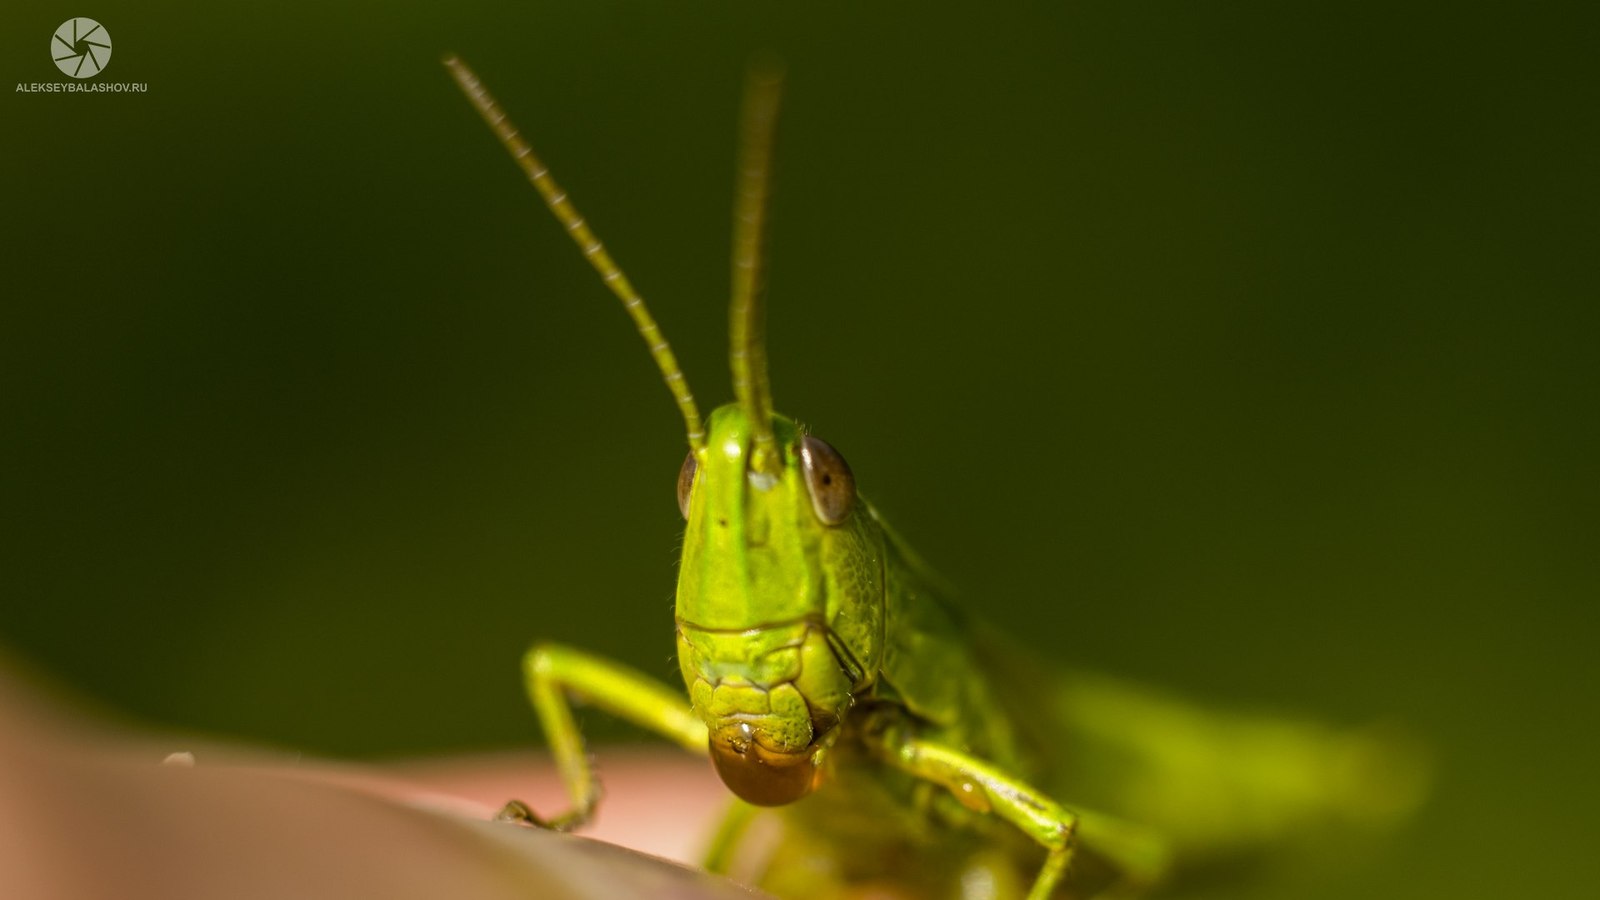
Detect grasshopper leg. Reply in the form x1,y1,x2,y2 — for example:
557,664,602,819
867,718,1168,900
700,798,759,874
514,642,707,831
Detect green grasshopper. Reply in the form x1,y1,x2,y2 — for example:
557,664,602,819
445,57,1426,900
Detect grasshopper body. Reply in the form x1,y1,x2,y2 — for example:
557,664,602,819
446,57,1425,899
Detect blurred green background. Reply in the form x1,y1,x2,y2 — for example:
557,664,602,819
1,1,1594,897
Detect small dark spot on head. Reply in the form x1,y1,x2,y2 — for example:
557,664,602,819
718,517,729,527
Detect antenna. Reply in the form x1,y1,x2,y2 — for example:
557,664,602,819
729,60,785,474
444,55,706,451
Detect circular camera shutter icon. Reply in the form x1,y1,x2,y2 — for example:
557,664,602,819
52,18,112,79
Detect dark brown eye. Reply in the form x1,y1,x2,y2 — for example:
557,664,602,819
799,434,855,525
677,452,697,519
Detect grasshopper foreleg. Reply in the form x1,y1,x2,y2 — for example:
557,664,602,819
510,642,707,831
865,714,1168,900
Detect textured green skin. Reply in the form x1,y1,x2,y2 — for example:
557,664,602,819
677,407,882,753
676,405,1019,761
675,405,1051,890
667,404,1422,896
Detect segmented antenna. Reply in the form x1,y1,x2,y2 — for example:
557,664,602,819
729,61,785,475
444,55,706,451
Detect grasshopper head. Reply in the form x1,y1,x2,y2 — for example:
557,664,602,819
673,405,885,805
449,55,875,805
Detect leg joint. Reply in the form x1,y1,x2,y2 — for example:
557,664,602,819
524,641,567,679
1043,815,1078,852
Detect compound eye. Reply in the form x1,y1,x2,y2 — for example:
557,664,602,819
677,451,698,519
799,434,856,526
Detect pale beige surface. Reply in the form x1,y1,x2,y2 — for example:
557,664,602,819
397,749,729,865
0,666,751,900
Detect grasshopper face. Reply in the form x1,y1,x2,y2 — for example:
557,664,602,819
675,404,885,805
447,52,875,807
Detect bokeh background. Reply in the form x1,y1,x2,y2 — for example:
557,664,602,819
2,2,1594,898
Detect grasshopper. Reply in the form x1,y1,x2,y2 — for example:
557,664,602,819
444,56,1425,900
